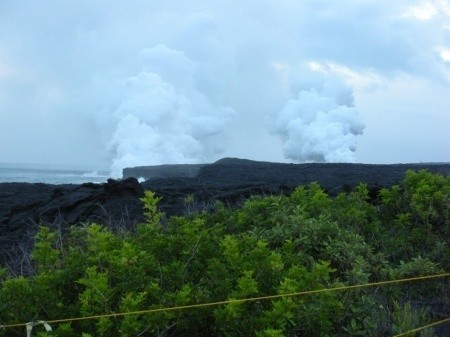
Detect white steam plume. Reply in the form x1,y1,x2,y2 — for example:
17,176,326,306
104,45,235,177
272,79,365,163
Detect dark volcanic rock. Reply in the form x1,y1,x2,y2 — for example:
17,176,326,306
0,178,144,269
123,163,206,180
138,158,450,215
1,158,450,270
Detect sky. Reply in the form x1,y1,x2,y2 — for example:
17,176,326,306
1,0,449,176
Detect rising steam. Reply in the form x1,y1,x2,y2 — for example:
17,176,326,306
104,45,235,177
272,80,365,163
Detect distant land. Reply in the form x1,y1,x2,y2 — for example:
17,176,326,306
124,157,449,189
126,157,450,214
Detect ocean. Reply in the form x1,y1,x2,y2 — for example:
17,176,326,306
0,163,111,185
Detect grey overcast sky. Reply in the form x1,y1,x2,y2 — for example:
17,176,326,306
1,0,449,175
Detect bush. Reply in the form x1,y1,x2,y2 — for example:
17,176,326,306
0,170,448,336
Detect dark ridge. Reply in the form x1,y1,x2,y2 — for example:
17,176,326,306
122,163,205,180
134,158,450,215
212,157,276,165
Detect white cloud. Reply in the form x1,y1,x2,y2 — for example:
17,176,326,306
308,61,384,90
438,46,450,61
404,2,438,20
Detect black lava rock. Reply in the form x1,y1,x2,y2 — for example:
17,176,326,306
1,158,449,271
0,177,144,270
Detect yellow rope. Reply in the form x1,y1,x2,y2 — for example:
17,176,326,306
393,317,450,337
1,272,448,330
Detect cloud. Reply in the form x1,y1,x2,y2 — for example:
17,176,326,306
438,47,450,62
404,2,439,20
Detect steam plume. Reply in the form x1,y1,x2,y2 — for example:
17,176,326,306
105,45,235,177
272,80,365,162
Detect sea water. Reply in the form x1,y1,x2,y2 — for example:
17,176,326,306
0,163,111,185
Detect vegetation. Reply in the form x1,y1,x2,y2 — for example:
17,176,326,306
0,170,448,336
